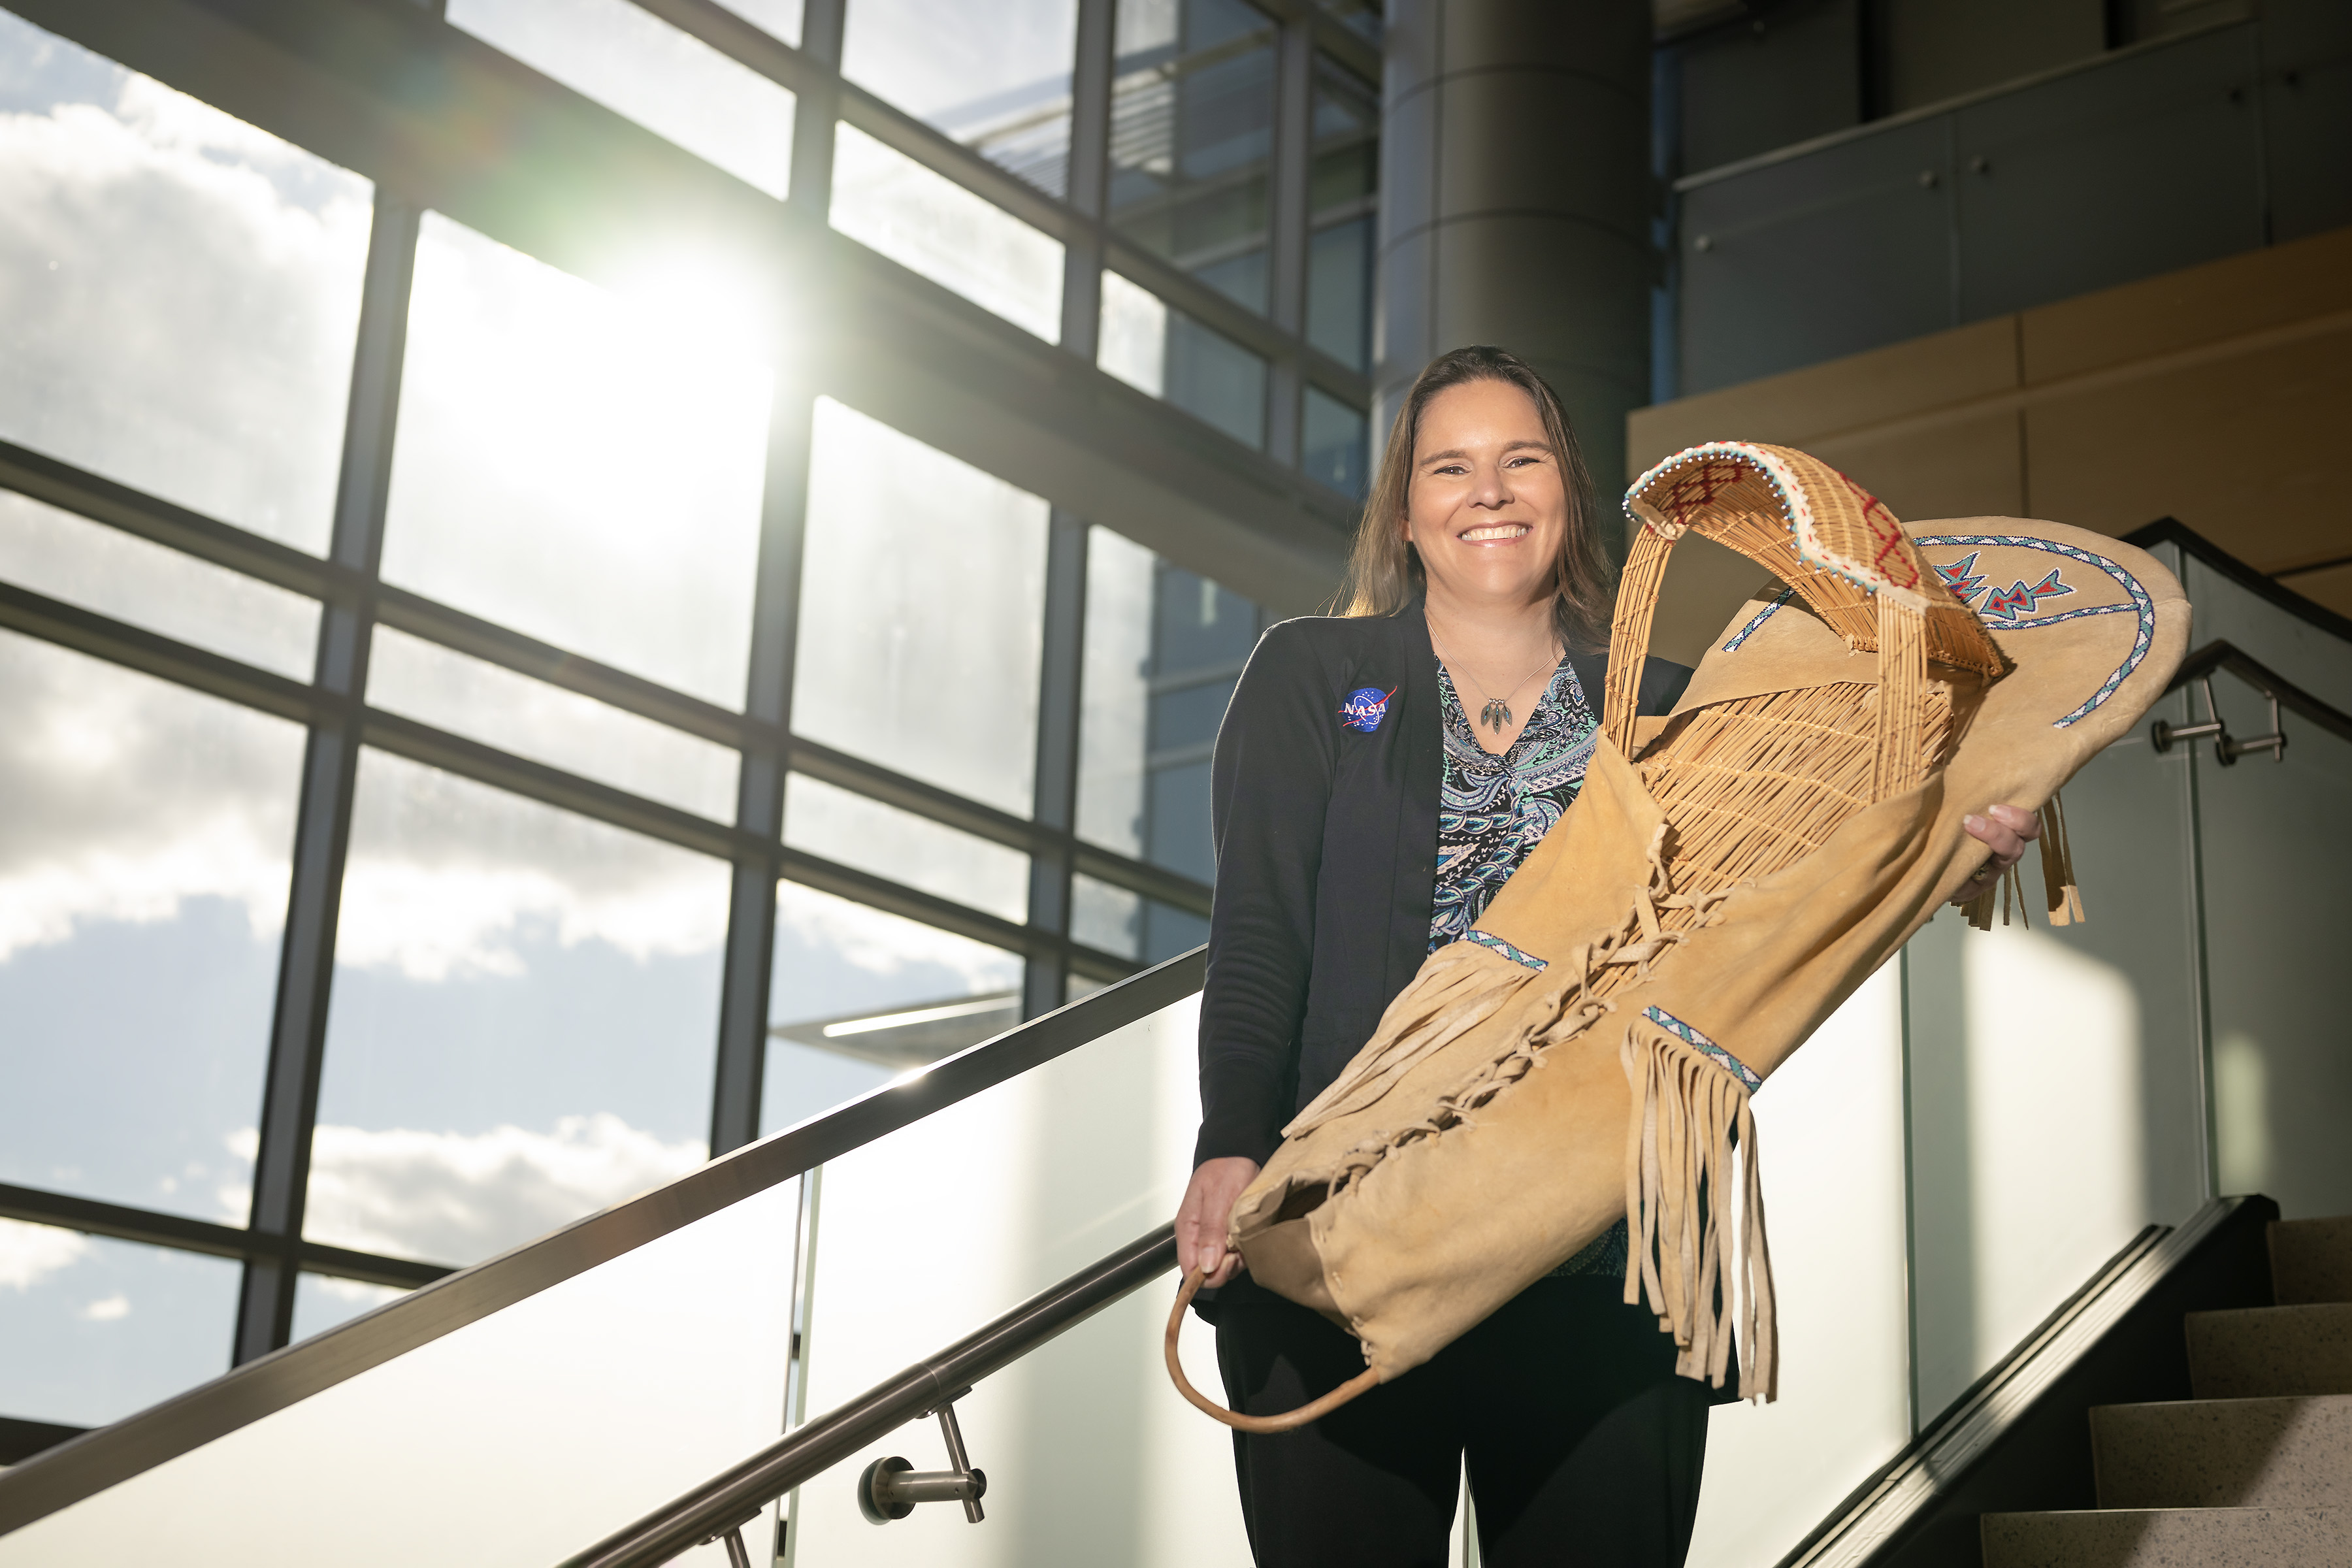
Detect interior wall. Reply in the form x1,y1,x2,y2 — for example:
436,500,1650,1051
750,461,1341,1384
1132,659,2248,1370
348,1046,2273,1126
1901,721,2210,1419
1669,0,2352,395
1628,222,2352,667
2169,548,2352,1223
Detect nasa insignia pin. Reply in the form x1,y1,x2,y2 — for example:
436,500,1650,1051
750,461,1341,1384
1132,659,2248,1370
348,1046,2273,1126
1338,686,1394,733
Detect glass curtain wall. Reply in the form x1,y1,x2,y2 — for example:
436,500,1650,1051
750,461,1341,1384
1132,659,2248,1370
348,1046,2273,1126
0,0,1368,1443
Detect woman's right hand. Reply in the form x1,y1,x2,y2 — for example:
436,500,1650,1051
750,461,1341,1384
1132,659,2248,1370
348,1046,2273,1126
1177,1156,1261,1287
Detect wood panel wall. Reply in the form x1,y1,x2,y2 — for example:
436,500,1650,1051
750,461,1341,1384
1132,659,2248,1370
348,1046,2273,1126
1626,223,2352,666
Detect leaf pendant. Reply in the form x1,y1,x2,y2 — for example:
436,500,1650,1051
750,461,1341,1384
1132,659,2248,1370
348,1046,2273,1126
1480,698,1512,732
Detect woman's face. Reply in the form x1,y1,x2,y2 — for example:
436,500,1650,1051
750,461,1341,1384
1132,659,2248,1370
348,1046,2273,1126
1402,378,1566,611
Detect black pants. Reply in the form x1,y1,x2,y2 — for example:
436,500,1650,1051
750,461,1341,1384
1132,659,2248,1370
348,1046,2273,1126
1210,1275,1712,1568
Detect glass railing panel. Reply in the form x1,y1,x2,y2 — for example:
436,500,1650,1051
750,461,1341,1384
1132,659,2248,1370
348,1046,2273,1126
783,989,1254,1564
0,1179,803,1567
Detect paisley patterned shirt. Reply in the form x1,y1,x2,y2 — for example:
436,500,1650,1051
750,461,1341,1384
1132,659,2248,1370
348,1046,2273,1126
1429,651,1627,1280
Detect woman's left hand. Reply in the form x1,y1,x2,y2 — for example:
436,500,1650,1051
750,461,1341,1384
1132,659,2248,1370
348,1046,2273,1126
1953,803,2040,904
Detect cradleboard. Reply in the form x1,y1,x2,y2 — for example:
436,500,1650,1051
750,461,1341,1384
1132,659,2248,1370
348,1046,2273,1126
1167,441,2190,1430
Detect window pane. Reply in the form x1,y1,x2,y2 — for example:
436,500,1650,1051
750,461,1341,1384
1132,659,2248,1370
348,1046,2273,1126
793,398,1047,815
783,774,1028,923
841,0,1078,197
1076,525,1254,880
449,0,796,198
1310,52,1378,218
312,750,729,1266
1303,384,1369,498
365,625,740,821
829,123,1065,341
762,883,1023,1133
382,213,771,708
0,10,371,553
1071,873,1209,963
0,630,302,1226
289,1273,406,1345
1110,0,1278,314
1098,271,1267,448
0,489,318,678
1307,215,1372,370
1307,54,1376,370
0,1221,240,1427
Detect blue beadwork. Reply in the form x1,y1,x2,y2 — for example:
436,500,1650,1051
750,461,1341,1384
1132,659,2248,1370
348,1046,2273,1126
1722,585,1798,652
1641,1005,1762,1094
1464,928,1546,971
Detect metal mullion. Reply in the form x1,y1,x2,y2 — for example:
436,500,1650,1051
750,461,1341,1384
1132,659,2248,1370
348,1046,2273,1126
1070,844,1214,918
234,195,419,1365
1265,11,1315,466
358,708,751,862
834,83,1085,245
779,849,1068,966
372,586,754,749
623,0,824,98
710,378,819,1156
1102,238,1297,366
1248,0,1382,82
1302,348,1374,407
0,580,322,727
1058,0,1117,360
0,1182,449,1292
783,736,1043,855
1068,941,1158,985
1024,515,1091,1017
294,1241,452,1293
0,436,346,605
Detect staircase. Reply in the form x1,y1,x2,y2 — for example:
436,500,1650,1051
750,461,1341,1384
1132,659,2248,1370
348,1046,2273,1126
1981,1217,2352,1566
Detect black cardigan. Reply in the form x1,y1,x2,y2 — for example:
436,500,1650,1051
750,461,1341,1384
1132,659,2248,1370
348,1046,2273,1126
1194,603,1693,1169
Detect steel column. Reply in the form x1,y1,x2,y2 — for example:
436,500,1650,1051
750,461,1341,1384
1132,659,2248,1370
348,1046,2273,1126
233,194,419,1363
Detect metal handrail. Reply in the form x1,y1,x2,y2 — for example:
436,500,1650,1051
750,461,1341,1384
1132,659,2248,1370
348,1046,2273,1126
2161,639,2352,748
561,1225,1181,1568
0,948,1204,1537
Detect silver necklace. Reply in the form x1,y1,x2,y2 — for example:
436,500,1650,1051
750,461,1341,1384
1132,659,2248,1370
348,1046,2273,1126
1431,632,1560,734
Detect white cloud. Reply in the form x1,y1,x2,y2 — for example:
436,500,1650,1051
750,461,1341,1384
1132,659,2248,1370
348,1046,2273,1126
333,750,733,982
0,19,372,550
79,1292,130,1322
0,1216,91,1292
297,1115,706,1264
0,629,302,962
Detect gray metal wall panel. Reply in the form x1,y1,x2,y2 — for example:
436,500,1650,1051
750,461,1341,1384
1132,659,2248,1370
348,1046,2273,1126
1676,0,1862,176
2262,0,2352,243
1679,116,1952,395
1954,24,2264,323
1876,0,2106,116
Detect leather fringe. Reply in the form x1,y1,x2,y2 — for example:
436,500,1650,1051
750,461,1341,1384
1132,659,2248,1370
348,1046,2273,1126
2039,787,2085,925
1621,1019,1776,1401
1286,943,1547,1135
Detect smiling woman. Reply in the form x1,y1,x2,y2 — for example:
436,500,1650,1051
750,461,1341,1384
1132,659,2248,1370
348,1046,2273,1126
1172,345,1717,1568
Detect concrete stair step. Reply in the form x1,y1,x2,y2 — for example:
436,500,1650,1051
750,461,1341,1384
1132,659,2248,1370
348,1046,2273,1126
2091,1394,2352,1508
2272,1217,2352,1305
1981,1507,2349,1567
2186,1303,2352,1398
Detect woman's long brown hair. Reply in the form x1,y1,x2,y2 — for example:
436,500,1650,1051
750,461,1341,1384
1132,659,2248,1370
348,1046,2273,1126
1339,346,1616,649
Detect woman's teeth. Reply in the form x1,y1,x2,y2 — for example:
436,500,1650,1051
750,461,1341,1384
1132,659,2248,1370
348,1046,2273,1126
1460,524,1529,542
